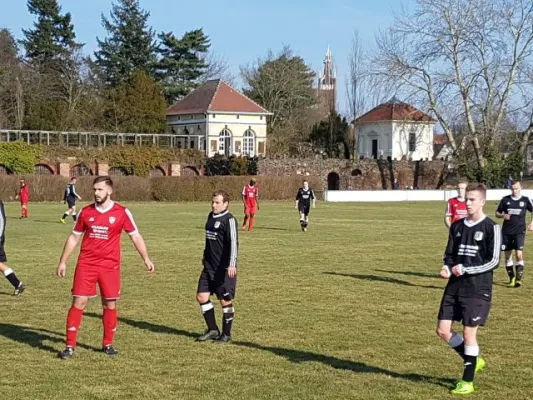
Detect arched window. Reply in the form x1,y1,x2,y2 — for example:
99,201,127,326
243,129,255,157
219,128,232,156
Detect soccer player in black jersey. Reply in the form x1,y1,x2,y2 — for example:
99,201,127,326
60,177,82,223
0,201,25,295
495,180,533,287
196,190,238,344
295,180,316,232
436,183,501,395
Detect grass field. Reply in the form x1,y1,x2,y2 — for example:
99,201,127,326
1,200,533,400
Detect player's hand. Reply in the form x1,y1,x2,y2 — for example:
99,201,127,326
504,214,511,220
257,205,260,211
528,223,533,231
440,267,450,279
144,259,155,273
227,266,237,278
451,265,463,277
57,262,67,278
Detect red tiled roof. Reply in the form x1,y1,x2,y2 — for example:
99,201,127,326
433,134,447,144
356,99,435,123
166,79,270,115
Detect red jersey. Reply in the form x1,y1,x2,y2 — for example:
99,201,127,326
72,201,138,269
242,185,258,206
446,197,467,223
19,186,29,203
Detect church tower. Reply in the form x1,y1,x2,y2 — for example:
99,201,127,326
317,46,337,114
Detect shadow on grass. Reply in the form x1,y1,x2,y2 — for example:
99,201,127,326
375,269,439,279
85,312,199,339
324,272,442,290
234,341,455,388
252,226,288,231
0,323,99,354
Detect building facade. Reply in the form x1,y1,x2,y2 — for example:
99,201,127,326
355,98,435,160
317,46,337,114
166,80,271,157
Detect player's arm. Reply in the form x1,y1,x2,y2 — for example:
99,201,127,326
295,190,301,209
129,233,154,272
57,233,82,277
444,200,452,228
226,217,238,278
311,190,316,208
441,226,455,278
256,188,260,210
457,224,501,276
72,184,81,200
242,187,246,206
495,199,507,218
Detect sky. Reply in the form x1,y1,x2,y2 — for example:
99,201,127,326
0,0,413,115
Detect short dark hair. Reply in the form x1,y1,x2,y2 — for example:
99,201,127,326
303,179,308,183
71,177,77,181
93,175,113,188
212,189,230,203
511,180,521,186
466,183,487,198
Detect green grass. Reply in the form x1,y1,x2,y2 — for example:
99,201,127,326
1,200,532,400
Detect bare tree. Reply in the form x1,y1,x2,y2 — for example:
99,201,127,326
200,52,236,86
346,29,389,157
373,0,533,170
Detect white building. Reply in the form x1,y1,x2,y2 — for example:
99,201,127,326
166,79,272,157
355,97,436,160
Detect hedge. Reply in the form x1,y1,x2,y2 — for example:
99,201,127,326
0,175,321,202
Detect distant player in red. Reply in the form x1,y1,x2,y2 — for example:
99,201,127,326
445,181,468,228
56,176,155,360
242,178,259,231
15,179,29,219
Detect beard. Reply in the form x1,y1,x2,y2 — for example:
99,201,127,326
95,193,109,205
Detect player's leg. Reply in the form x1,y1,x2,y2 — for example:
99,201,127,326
503,237,515,285
242,205,249,230
0,261,24,295
20,203,27,218
248,211,255,231
98,268,121,354
436,293,466,359
303,208,310,231
61,206,72,223
214,276,236,344
196,270,219,340
299,208,305,231
515,234,526,286
71,205,77,221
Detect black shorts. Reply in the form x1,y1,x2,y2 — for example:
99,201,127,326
502,233,525,251
66,197,76,208
298,205,310,216
437,292,492,326
197,269,236,300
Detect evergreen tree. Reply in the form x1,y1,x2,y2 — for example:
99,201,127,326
94,0,157,88
106,71,167,133
155,29,210,104
21,0,79,63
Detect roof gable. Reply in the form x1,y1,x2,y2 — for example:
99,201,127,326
166,79,270,115
356,99,435,124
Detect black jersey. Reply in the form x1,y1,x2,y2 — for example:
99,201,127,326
296,187,316,208
496,195,533,234
64,183,79,200
203,209,238,278
443,215,501,297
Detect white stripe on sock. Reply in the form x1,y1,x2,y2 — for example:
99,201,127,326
464,345,479,357
3,268,13,276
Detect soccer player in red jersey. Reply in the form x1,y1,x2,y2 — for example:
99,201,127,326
15,179,29,219
56,176,155,360
445,181,468,228
242,178,259,231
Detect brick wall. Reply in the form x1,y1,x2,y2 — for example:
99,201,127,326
258,157,450,190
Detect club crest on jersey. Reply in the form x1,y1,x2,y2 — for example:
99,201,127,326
89,217,95,222
474,231,483,241
214,221,221,229
109,216,116,224
520,201,524,207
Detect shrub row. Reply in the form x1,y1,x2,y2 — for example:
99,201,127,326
0,175,321,202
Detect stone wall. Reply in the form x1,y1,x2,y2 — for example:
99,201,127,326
258,157,451,190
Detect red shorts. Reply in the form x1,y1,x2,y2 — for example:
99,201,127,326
72,265,121,299
245,204,257,215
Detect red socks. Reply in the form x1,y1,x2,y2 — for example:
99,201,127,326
21,207,28,218
66,306,84,348
102,308,118,347
248,216,255,231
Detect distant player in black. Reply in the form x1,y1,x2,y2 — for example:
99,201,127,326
60,177,82,224
0,201,25,295
295,180,316,232
436,183,500,395
495,180,533,287
196,190,238,344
